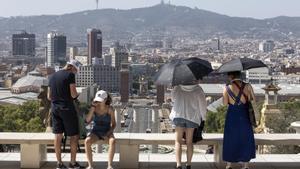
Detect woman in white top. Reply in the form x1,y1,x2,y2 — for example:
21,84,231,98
170,82,207,169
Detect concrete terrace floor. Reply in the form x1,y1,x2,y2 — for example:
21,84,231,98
1,153,300,169
3,162,300,169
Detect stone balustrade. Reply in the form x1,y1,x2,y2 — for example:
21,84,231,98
0,132,300,169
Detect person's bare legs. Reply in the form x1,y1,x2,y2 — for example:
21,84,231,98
70,134,79,164
185,128,195,166
107,136,116,168
226,162,232,168
243,162,250,168
175,127,184,167
54,134,63,164
84,134,99,168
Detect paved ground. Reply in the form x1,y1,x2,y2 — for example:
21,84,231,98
1,153,300,169
1,161,300,169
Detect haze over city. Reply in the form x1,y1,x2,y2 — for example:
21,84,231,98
1,0,300,19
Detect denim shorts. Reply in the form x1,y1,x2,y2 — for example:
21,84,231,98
173,118,199,128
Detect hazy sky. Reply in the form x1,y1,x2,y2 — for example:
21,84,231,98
1,0,300,19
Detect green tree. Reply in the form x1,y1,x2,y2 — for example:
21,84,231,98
265,101,300,154
264,101,300,133
0,101,45,132
204,106,227,133
26,117,45,132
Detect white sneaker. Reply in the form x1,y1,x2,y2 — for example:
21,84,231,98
85,167,93,169
107,167,113,169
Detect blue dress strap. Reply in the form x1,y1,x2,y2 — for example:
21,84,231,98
226,85,236,102
226,83,246,105
233,81,249,102
235,83,245,105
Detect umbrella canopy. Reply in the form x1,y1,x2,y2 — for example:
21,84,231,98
217,57,267,73
154,58,213,86
182,57,213,80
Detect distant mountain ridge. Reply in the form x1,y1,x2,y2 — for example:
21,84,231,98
0,4,300,42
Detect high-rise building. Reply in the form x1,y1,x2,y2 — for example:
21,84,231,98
12,31,35,57
104,54,112,66
259,40,275,53
46,32,67,67
76,65,94,87
76,65,120,92
212,38,221,51
69,46,78,60
110,42,129,68
87,29,102,65
120,63,130,103
94,65,119,92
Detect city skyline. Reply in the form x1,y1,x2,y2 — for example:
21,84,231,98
1,0,300,19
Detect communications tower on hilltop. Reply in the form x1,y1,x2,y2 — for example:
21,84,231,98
95,0,99,9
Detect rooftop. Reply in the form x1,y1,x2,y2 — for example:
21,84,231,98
199,84,300,95
0,90,38,105
0,97,28,105
12,75,47,88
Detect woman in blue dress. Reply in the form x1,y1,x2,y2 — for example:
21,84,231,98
222,71,256,169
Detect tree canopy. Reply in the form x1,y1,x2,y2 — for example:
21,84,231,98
0,101,45,132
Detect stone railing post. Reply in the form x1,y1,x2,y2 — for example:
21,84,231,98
213,142,224,166
119,144,139,169
20,144,47,168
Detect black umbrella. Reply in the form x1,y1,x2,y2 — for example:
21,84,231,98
154,58,213,86
217,57,267,73
182,57,213,80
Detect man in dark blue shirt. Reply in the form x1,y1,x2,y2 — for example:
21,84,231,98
48,59,84,169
